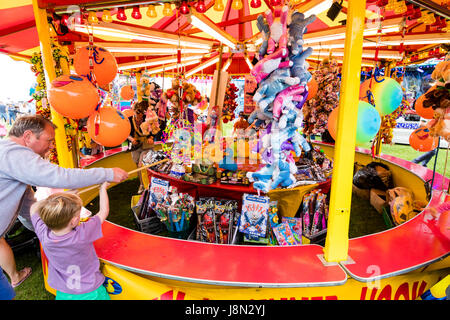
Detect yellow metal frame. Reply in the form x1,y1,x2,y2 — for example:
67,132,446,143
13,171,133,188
323,0,367,262
32,0,75,169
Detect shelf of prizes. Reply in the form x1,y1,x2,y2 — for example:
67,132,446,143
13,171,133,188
134,145,333,246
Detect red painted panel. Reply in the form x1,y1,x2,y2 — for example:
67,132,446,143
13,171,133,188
344,191,450,281
95,222,347,286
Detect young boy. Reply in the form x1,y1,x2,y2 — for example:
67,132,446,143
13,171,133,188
30,182,110,300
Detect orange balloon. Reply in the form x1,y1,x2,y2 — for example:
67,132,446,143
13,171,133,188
327,107,339,140
409,126,439,152
122,108,135,117
120,85,135,100
359,78,373,102
414,85,436,120
306,77,318,101
47,75,99,119
87,107,131,147
73,45,118,87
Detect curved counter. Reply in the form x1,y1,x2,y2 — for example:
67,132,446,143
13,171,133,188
76,144,449,288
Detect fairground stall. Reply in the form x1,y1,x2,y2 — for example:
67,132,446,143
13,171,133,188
1,0,449,299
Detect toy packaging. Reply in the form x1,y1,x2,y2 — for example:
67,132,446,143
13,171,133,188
239,193,270,238
267,201,280,245
149,177,169,210
220,170,250,185
272,223,298,246
300,190,329,238
196,198,216,243
155,187,195,234
282,216,302,244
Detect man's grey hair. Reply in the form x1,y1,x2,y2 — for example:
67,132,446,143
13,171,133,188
8,115,57,138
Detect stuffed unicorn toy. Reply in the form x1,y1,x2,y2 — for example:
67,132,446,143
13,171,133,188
288,11,316,55
253,68,299,112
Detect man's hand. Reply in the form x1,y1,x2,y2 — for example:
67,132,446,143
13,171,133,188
111,167,128,183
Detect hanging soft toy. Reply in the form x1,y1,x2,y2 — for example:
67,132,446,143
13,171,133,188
270,151,297,190
253,68,299,112
140,106,160,136
422,59,450,141
250,6,291,83
222,82,239,123
256,14,270,60
287,11,316,56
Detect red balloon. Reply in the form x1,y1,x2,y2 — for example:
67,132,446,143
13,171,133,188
87,107,131,147
47,75,99,119
73,45,118,87
306,77,318,101
327,107,339,140
409,126,439,152
120,85,135,100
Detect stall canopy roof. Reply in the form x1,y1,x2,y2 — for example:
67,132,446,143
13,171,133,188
1,0,449,76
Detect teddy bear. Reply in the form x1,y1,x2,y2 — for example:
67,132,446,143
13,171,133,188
140,106,160,136
431,59,450,89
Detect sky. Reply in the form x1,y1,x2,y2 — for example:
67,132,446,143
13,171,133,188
0,54,36,103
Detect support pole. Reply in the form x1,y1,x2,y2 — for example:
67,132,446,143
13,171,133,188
323,0,367,262
32,0,74,169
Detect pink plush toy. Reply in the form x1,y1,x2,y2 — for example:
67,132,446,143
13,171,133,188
265,6,289,55
272,84,306,120
250,5,291,83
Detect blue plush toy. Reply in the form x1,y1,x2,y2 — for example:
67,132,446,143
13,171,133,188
256,14,270,60
288,11,316,56
270,151,297,190
290,47,313,85
253,68,299,111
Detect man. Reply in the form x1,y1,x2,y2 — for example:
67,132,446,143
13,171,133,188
0,115,128,295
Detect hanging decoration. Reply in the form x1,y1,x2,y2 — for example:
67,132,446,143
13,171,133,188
116,7,127,21
303,58,341,136
222,81,239,123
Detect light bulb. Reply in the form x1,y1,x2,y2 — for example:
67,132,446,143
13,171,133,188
214,0,224,11
116,7,127,21
131,6,142,19
196,0,207,13
88,11,99,24
231,0,243,10
146,5,157,18
180,1,190,15
250,0,262,8
163,3,172,16
101,10,112,23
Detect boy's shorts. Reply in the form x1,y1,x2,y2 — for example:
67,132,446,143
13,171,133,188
56,284,110,300
0,268,15,300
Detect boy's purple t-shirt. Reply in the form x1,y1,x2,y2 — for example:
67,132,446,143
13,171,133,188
31,213,105,295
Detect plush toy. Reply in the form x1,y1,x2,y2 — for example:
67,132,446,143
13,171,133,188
270,151,297,190
264,6,289,55
427,107,450,141
272,83,306,121
256,14,270,60
182,81,202,106
290,47,313,85
250,47,292,83
140,106,160,135
288,11,316,56
431,60,450,89
253,68,299,112
248,107,272,128
250,6,291,83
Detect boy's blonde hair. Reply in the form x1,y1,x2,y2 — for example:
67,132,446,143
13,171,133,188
36,193,83,230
